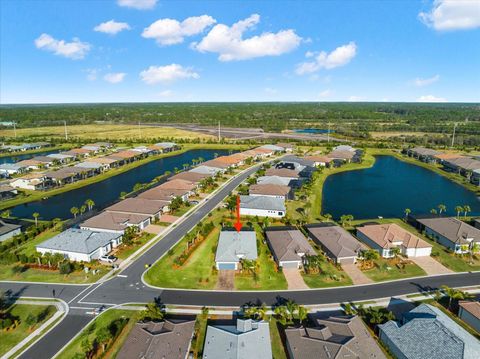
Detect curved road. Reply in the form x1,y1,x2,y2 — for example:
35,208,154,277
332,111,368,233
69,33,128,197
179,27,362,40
1,161,479,358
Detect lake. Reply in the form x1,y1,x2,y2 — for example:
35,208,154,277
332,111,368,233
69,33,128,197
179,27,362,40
0,149,61,164
294,128,334,134
9,149,229,220
322,155,480,219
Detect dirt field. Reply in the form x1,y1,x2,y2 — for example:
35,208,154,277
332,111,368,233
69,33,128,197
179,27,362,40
369,131,429,138
0,124,215,140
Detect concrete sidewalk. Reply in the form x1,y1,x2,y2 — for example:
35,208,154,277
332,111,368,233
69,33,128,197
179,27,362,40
2,300,67,359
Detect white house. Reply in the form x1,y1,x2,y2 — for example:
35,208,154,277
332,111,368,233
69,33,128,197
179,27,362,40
36,228,122,262
239,195,286,218
356,223,432,258
0,163,27,176
215,230,258,270
80,211,151,234
10,174,48,190
0,220,22,242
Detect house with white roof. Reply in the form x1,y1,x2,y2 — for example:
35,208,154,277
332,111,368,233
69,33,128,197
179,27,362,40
239,195,286,218
36,228,122,262
215,230,257,270
0,163,27,177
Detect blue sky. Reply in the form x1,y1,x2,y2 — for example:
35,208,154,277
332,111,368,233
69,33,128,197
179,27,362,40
1,0,479,104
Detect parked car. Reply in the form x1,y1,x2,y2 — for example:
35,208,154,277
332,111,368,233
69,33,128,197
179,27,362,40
99,254,117,263
93,305,106,315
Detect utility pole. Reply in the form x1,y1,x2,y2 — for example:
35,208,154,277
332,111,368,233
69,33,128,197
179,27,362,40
138,121,141,139
218,121,221,142
64,120,68,141
13,122,17,138
327,122,330,143
451,122,457,148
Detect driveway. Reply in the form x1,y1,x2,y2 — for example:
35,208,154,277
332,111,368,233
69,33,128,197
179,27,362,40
143,224,166,235
216,270,235,290
341,263,373,285
410,256,453,276
283,268,309,290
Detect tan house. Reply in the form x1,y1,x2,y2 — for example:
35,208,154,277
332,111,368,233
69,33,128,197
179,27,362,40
249,184,291,200
105,198,167,220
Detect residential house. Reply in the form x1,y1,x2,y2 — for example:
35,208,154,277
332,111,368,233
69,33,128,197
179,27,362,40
278,155,316,169
45,167,83,185
265,167,300,180
249,184,292,200
81,144,102,153
46,153,76,164
36,228,123,262
203,319,272,358
305,223,366,264
0,184,18,200
63,148,93,158
157,178,197,194
416,217,480,254
327,150,356,164
75,161,108,174
15,159,45,171
31,156,56,167
259,144,285,152
472,169,480,186
379,303,480,359
433,152,464,164
108,150,142,164
265,227,315,268
285,314,386,359
442,157,480,179
239,195,286,218
80,211,151,234
139,185,192,202
202,159,231,171
131,146,156,156
458,301,480,333
189,165,224,176
304,155,334,167
276,142,295,152
10,173,48,190
93,142,114,149
0,163,27,177
154,142,178,152
213,155,244,168
88,156,120,169
215,230,257,270
256,175,294,187
475,218,480,229
169,171,210,184
356,223,432,258
406,147,440,163
116,319,195,359
0,220,21,242
105,198,166,220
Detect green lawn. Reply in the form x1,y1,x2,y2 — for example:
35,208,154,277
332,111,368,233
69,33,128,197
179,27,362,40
269,318,288,359
55,309,138,359
234,224,288,290
362,257,426,282
15,228,61,257
301,260,353,288
115,232,156,260
0,304,57,357
190,314,208,358
144,221,220,289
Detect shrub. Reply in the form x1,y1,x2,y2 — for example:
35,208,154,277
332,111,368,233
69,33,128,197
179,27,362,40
59,261,73,275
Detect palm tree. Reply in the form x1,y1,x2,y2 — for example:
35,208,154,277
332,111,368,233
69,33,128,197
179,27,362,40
438,204,446,215
390,247,401,258
369,309,384,325
198,156,204,164
1,210,11,219
96,327,111,353
463,205,471,218
441,285,471,310
182,163,189,171
32,212,40,227
323,213,332,221
430,208,437,215
404,208,411,222
297,305,308,324
80,205,87,215
85,199,95,211
455,205,463,218
274,306,288,326
70,207,79,218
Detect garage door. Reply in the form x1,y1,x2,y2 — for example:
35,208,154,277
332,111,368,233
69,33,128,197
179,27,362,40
281,261,299,269
217,263,236,270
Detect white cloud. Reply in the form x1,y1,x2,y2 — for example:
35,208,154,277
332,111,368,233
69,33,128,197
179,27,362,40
85,68,99,81
348,95,366,102
193,14,302,61
104,72,126,84
94,20,131,35
117,0,157,10
158,90,174,97
413,74,440,87
142,15,216,45
264,87,278,94
419,0,480,31
295,42,357,75
318,89,332,99
34,33,90,60
416,94,447,102
140,64,199,84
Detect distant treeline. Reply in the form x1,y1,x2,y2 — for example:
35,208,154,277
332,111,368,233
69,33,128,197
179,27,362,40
1,102,479,135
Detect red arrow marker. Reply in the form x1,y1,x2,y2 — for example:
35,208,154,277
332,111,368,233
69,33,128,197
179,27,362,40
234,195,243,232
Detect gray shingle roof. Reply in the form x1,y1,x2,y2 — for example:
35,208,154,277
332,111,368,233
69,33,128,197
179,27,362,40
417,217,480,245
265,227,315,262
0,220,21,237
215,230,257,263
203,319,272,359
36,228,122,254
379,303,480,359
256,176,293,186
239,195,286,211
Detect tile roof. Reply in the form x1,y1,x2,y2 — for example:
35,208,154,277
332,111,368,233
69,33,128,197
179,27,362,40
265,168,300,178
202,159,231,169
357,223,431,249
88,157,119,165
409,147,440,156
215,230,258,263
285,315,386,359
189,165,223,175
106,198,166,215
47,153,75,160
306,224,366,259
203,319,272,359
138,187,190,201
256,176,293,186
459,301,480,320
169,171,210,183
81,211,150,232
116,319,195,359
36,228,121,254
265,227,315,262
249,184,291,196
240,195,286,212
75,161,104,169
379,304,480,359
157,179,196,191
417,217,480,245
